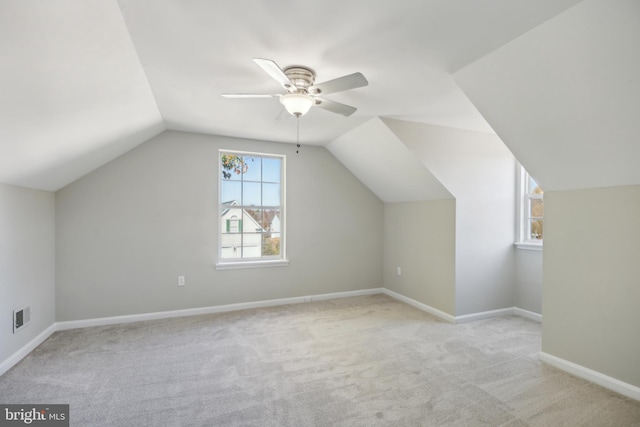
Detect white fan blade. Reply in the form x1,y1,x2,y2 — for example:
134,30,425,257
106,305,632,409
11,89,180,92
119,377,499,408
315,98,357,117
253,58,296,92
309,72,368,95
221,94,279,98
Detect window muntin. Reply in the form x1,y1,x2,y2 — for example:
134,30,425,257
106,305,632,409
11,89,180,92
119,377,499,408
518,165,544,246
527,175,544,240
219,151,285,263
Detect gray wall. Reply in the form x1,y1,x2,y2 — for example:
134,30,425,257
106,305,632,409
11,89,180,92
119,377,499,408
543,186,640,387
55,131,384,321
0,184,55,364
514,249,542,314
451,0,639,387
383,119,517,316
383,200,456,315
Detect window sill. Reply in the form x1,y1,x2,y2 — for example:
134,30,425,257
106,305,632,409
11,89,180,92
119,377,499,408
215,259,289,270
515,242,543,251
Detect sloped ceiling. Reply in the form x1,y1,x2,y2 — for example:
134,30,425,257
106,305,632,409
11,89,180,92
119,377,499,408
327,118,452,203
454,0,640,192
1,0,583,191
0,1,164,190
382,118,516,199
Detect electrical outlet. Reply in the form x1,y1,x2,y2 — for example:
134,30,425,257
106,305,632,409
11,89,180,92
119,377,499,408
178,276,185,286
396,266,402,276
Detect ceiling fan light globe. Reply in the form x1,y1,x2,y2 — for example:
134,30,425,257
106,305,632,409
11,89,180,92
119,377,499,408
280,93,314,117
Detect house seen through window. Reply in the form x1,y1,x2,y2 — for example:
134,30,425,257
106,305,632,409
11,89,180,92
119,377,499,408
219,151,285,264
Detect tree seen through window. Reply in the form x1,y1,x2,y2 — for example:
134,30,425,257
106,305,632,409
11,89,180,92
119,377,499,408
219,151,284,261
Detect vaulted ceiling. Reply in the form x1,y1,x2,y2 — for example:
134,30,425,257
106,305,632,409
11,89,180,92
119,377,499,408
1,0,585,191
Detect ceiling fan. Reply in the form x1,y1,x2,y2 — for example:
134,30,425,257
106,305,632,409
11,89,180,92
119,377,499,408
222,58,368,118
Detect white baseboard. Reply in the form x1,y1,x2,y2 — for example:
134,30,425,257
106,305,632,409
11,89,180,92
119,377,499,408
382,289,456,322
305,287,384,301
539,351,640,401
56,287,384,331
514,307,543,322
456,306,543,323
381,289,543,325
44,289,543,333
455,307,515,323
0,323,57,377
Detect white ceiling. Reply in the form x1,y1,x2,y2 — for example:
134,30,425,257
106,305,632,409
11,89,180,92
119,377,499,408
1,0,582,191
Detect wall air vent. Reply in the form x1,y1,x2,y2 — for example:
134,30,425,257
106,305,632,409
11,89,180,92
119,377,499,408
13,305,31,333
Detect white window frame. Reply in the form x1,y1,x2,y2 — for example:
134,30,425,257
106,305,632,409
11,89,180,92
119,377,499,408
515,164,543,251
216,149,288,270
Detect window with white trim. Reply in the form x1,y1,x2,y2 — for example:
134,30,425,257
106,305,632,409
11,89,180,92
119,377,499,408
218,150,286,267
517,164,544,248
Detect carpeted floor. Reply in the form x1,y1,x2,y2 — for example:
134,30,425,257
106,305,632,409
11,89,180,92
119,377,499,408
1,294,639,426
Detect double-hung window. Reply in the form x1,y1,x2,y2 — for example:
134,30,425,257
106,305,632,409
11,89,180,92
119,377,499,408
516,164,544,250
217,150,287,269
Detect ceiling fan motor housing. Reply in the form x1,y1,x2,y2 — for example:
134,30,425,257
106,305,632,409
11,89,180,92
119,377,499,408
283,66,316,92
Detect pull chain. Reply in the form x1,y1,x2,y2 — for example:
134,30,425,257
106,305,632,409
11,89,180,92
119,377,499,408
296,115,301,154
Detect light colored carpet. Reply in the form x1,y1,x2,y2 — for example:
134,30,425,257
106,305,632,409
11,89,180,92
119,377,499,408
1,294,639,426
